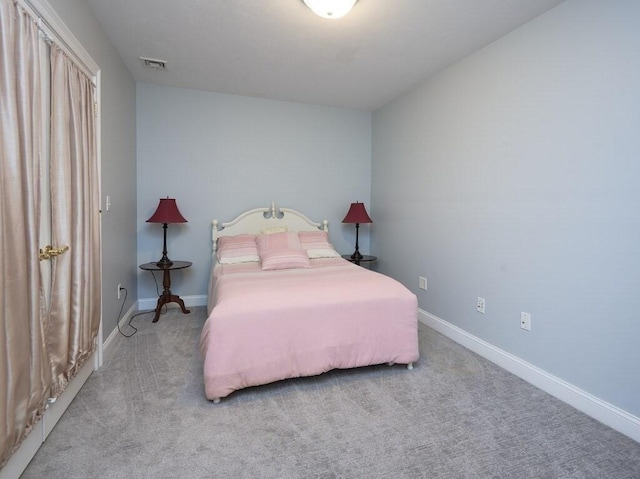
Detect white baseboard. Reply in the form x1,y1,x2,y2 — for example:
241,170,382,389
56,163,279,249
137,294,207,312
419,309,640,444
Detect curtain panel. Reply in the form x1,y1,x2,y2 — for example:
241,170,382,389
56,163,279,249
48,45,100,397
0,0,52,467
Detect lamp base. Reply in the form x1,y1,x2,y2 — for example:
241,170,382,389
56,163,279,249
350,250,363,261
156,256,173,267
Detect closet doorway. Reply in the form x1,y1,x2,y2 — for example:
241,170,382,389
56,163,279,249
1,0,102,475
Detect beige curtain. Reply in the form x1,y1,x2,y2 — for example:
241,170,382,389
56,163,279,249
48,45,100,397
0,0,52,467
0,4,100,465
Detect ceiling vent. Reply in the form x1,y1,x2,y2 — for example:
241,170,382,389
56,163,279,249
139,57,167,70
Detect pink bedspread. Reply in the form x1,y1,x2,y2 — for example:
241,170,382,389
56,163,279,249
200,258,419,400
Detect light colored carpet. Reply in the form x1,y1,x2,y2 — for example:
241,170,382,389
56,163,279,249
21,306,640,478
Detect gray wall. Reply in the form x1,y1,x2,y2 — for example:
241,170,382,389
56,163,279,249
48,0,138,339
136,83,372,300
372,0,640,417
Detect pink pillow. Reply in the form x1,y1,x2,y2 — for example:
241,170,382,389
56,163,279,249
260,248,311,270
298,231,329,248
256,231,301,253
216,234,260,264
298,231,340,258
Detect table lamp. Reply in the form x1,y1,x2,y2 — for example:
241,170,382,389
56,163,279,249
342,201,373,261
146,197,187,267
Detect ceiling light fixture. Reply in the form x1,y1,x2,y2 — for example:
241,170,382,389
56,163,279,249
302,0,358,19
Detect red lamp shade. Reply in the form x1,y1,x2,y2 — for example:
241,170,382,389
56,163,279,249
342,202,373,224
146,198,187,224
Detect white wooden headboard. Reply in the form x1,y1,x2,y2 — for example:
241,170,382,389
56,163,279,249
212,202,329,255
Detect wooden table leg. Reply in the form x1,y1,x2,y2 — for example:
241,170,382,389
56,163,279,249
152,268,191,323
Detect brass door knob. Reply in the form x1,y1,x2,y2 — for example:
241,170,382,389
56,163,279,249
39,245,69,261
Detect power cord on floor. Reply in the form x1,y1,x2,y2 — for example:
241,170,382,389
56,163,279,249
116,279,169,338
116,287,155,337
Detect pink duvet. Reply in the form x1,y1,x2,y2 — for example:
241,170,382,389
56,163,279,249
200,258,419,401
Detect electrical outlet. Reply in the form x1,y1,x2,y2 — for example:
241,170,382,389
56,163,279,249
476,297,485,314
117,283,122,300
521,312,531,331
418,276,427,290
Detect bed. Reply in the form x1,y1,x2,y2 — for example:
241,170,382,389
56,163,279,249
200,202,419,402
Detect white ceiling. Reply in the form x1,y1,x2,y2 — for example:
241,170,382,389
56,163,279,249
86,0,565,111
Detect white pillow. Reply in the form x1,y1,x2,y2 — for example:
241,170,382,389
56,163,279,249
261,226,288,235
306,248,341,259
